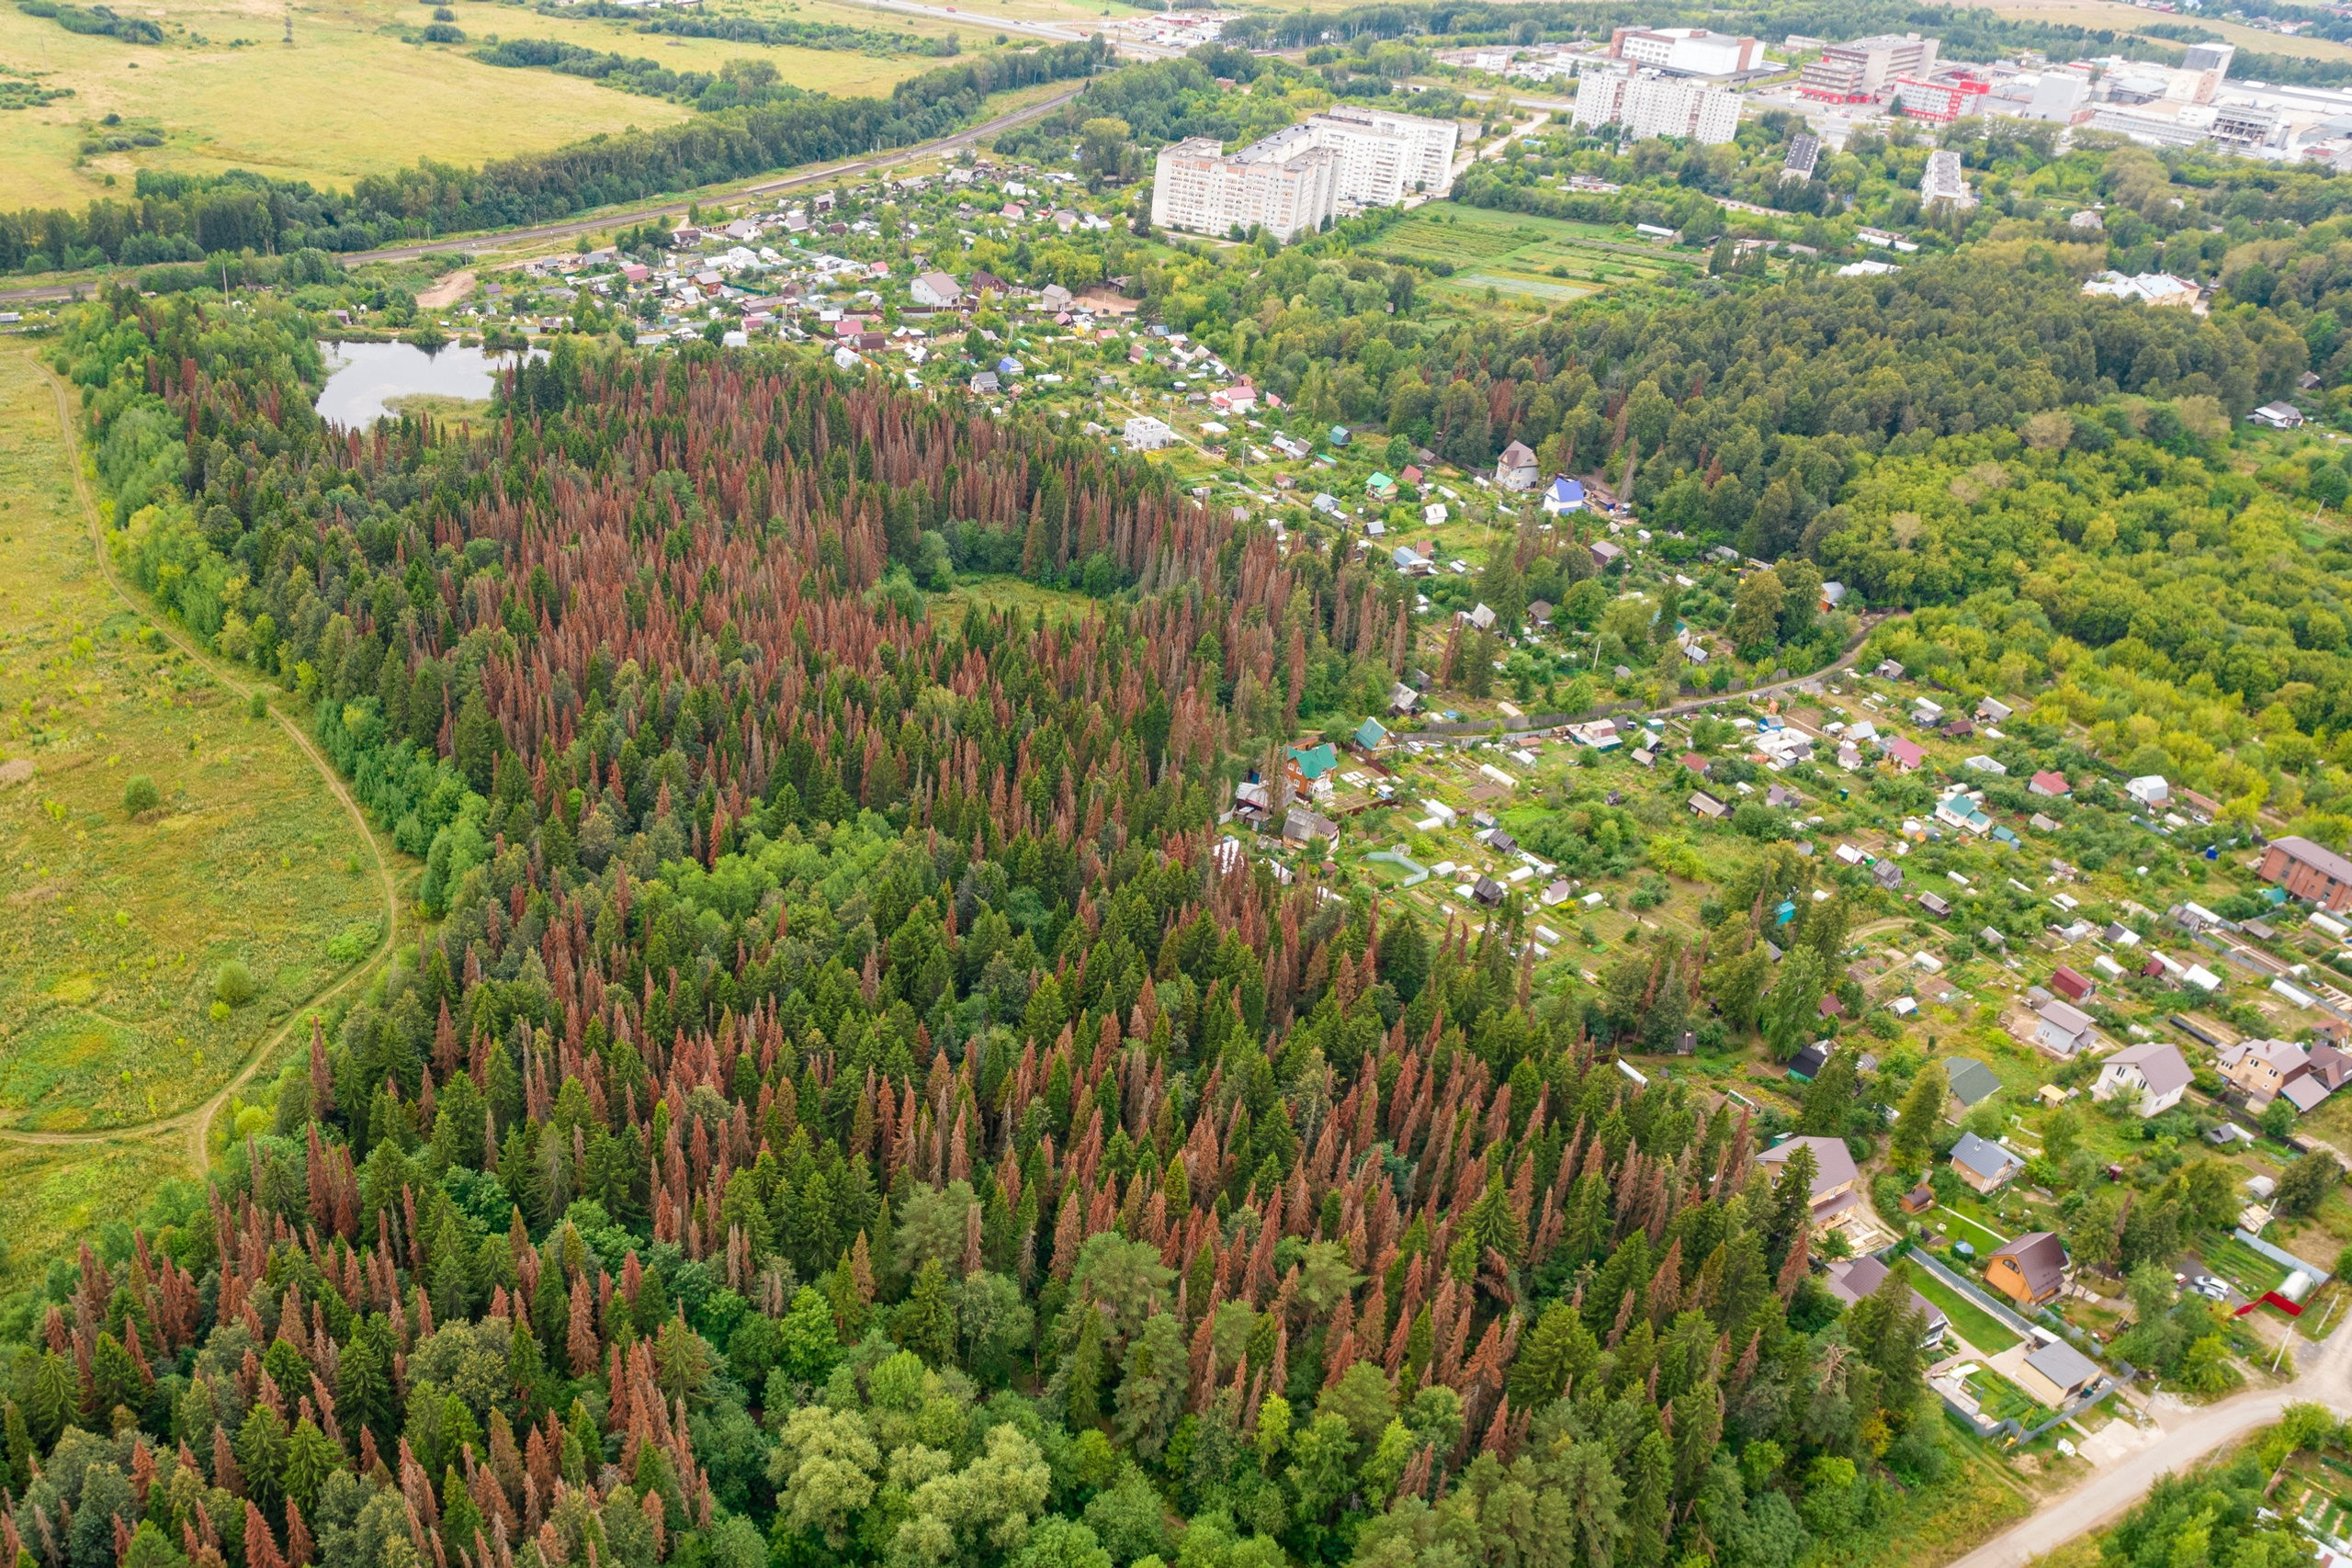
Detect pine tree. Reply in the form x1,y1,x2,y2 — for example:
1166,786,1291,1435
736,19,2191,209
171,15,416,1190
895,1259,959,1368
1064,1301,1106,1428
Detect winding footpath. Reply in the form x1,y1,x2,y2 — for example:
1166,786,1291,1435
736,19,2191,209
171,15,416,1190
1946,1316,2352,1568
0,353,402,1176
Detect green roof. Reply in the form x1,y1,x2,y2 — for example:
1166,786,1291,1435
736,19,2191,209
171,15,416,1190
1355,716,1389,750
1289,742,1340,781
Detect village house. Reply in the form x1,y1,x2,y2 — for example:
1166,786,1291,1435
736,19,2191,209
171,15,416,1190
1826,1258,1948,1348
2260,836,2352,912
1985,1232,2070,1307
1756,1135,1864,1231
1495,441,1538,491
2093,1041,2191,1118
2016,1339,2102,1407
1949,1131,2026,1194
1945,1056,2002,1117
1283,742,1340,795
910,271,964,309
2034,999,2098,1058
2218,1038,2313,1106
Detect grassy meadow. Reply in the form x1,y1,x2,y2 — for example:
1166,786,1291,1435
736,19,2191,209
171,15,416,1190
935,572,1101,631
1951,0,2352,66
0,0,957,211
0,351,382,1136
0,1135,192,1288
1363,205,1701,315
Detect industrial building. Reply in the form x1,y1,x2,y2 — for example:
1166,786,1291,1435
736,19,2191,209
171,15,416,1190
1799,32,1939,103
1605,26,1773,79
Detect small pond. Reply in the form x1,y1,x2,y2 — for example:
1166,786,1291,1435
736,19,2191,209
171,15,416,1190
315,340,545,427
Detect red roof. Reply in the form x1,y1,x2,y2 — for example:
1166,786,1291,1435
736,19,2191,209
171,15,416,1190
1681,751,1710,774
2030,771,2070,795
2051,964,2094,1001
1886,738,1925,768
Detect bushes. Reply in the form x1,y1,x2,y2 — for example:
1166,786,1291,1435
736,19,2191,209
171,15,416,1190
214,958,259,1009
119,773,158,817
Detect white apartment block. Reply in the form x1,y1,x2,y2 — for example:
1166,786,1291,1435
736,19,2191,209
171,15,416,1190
1152,134,1336,242
1919,148,1976,208
1573,66,1741,144
1315,103,1460,202
1151,106,1458,242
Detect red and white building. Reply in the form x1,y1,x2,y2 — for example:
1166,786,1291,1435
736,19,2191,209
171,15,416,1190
1892,73,1989,123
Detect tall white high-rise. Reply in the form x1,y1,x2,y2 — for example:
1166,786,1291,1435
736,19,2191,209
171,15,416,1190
1150,106,1459,241
1572,66,1741,144
1313,104,1459,201
1152,134,1337,242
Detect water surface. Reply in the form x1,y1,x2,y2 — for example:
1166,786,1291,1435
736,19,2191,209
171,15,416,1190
315,341,545,428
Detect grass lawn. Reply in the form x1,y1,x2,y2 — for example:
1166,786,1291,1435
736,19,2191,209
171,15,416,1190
934,574,1099,632
1937,1202,2014,1250
1830,1427,2035,1568
0,352,382,1136
1361,206,1696,314
0,1135,192,1290
1914,1269,2022,1353
0,0,950,210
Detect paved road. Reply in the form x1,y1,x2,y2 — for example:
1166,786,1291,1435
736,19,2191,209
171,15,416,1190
0,83,1088,303
1945,1316,2352,1568
0,354,402,1173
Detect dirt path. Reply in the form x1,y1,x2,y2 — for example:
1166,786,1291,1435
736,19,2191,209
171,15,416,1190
0,353,403,1176
415,269,475,310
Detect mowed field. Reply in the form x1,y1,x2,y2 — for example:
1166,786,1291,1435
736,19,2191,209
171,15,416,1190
1,0,962,210
0,350,382,1137
1362,204,1698,310
1950,0,2352,64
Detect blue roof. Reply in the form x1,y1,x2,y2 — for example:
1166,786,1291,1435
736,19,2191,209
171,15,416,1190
1289,742,1340,781
1545,476,1585,504
998,356,1020,374
1392,545,1423,567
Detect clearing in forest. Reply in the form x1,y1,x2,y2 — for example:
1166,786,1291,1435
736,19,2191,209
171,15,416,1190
0,351,381,1153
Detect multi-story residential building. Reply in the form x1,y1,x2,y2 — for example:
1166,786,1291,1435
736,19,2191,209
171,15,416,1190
1781,131,1821,182
1151,133,1336,242
1150,106,1459,242
1799,31,1939,102
1920,148,1976,207
1314,103,1460,204
1572,65,1742,144
1608,26,1767,78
